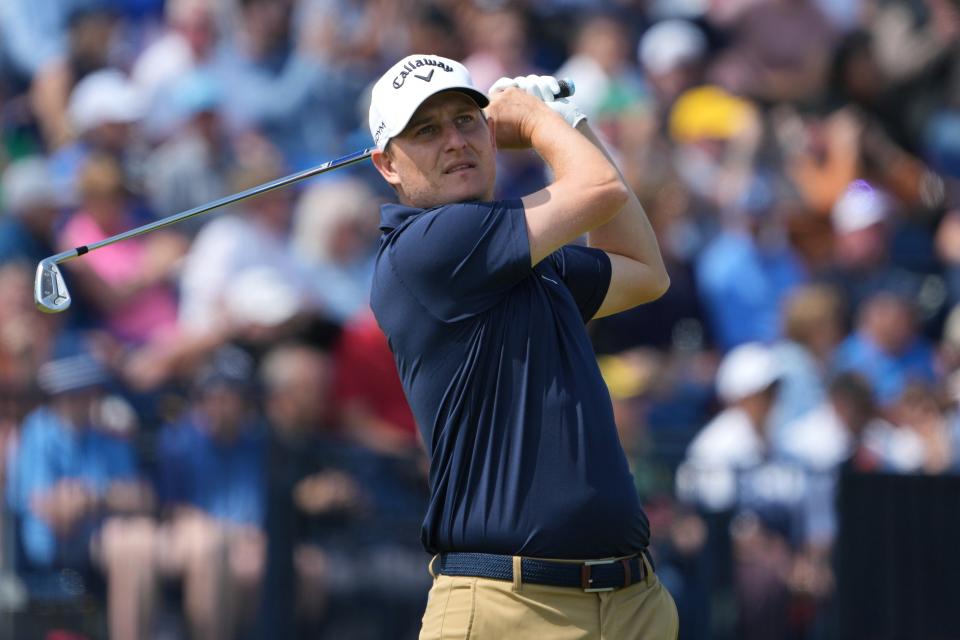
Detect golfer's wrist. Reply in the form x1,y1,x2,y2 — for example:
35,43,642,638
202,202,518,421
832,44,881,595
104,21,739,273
525,107,572,148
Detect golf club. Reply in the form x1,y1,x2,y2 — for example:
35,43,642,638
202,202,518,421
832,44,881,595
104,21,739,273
34,79,575,313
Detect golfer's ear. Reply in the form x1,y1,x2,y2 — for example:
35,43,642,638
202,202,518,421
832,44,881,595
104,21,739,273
372,148,401,189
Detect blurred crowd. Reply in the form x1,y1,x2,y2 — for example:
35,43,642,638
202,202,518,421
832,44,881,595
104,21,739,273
0,0,958,638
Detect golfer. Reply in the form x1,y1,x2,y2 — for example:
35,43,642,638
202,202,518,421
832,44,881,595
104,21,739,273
368,54,678,639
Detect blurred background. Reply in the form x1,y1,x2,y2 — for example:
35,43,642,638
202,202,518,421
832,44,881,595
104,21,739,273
0,0,959,638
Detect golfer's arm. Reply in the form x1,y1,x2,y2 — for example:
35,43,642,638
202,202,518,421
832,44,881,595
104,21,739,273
577,123,670,318
521,111,628,266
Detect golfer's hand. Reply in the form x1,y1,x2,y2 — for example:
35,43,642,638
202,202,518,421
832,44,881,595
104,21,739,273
486,87,561,149
490,75,586,128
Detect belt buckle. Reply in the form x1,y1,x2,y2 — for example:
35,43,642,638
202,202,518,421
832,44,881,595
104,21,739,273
581,558,618,592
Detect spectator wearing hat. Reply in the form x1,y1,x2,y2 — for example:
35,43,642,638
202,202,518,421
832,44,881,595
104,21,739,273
57,152,183,344
677,343,822,639
638,19,707,114
822,179,927,317
681,343,782,482
5,350,157,640
49,67,145,207
0,156,61,267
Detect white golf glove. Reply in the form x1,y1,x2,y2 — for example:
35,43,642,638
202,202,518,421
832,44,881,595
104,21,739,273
489,74,586,129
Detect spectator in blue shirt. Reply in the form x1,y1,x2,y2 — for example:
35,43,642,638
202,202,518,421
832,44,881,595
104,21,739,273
85,345,268,640
6,350,156,640
834,291,937,406
696,175,807,351
367,57,676,638
152,345,267,640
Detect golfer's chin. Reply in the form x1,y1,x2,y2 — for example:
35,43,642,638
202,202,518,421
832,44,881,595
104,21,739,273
403,174,493,209
439,172,493,204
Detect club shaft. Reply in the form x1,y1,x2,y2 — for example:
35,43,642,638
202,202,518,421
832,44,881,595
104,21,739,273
49,147,374,266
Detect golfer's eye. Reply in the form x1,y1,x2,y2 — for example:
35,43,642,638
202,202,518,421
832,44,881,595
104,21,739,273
415,124,439,137
455,114,476,128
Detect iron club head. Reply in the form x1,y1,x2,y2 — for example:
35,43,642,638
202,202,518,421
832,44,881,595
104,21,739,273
35,259,71,313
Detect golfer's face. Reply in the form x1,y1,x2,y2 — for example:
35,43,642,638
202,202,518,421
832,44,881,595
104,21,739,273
388,91,496,207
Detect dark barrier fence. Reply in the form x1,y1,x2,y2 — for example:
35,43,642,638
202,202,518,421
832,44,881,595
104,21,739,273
836,472,960,640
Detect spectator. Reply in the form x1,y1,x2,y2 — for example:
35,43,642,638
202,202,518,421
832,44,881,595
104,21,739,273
638,19,706,114
679,344,782,503
259,342,428,638
405,4,462,63
555,12,647,124
209,0,356,166
821,179,925,314
291,178,380,323
142,71,234,223
58,152,183,344
0,262,59,391
677,343,818,640
708,0,836,102
131,0,219,139
888,381,954,474
695,174,807,350
0,156,61,267
259,342,350,636
834,291,937,406
6,350,156,640
769,284,845,448
30,5,118,150
50,68,145,206
177,149,319,336
152,345,267,640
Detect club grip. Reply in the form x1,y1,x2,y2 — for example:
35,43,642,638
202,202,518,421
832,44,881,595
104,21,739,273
555,79,575,99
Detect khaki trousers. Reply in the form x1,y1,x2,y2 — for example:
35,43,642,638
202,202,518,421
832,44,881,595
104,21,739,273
419,555,679,639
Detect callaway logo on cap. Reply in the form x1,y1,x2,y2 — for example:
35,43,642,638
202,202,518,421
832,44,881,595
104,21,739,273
368,54,489,151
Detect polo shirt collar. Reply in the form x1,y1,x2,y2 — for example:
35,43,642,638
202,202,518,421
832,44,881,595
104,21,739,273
379,203,424,232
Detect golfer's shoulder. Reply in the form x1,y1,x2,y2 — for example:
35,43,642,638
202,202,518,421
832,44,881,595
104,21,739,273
384,199,522,243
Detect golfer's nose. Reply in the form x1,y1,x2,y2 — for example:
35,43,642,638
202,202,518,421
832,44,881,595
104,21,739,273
441,123,468,151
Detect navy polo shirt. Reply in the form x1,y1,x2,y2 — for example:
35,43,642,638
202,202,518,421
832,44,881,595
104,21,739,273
370,199,650,559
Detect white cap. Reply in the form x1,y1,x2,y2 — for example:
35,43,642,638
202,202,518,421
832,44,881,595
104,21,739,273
224,266,303,327
2,156,58,214
639,19,707,75
69,69,144,135
716,342,780,404
831,180,890,234
368,54,488,151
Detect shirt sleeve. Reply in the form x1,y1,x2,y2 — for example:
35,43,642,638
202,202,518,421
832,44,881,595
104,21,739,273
547,245,612,322
386,200,531,321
